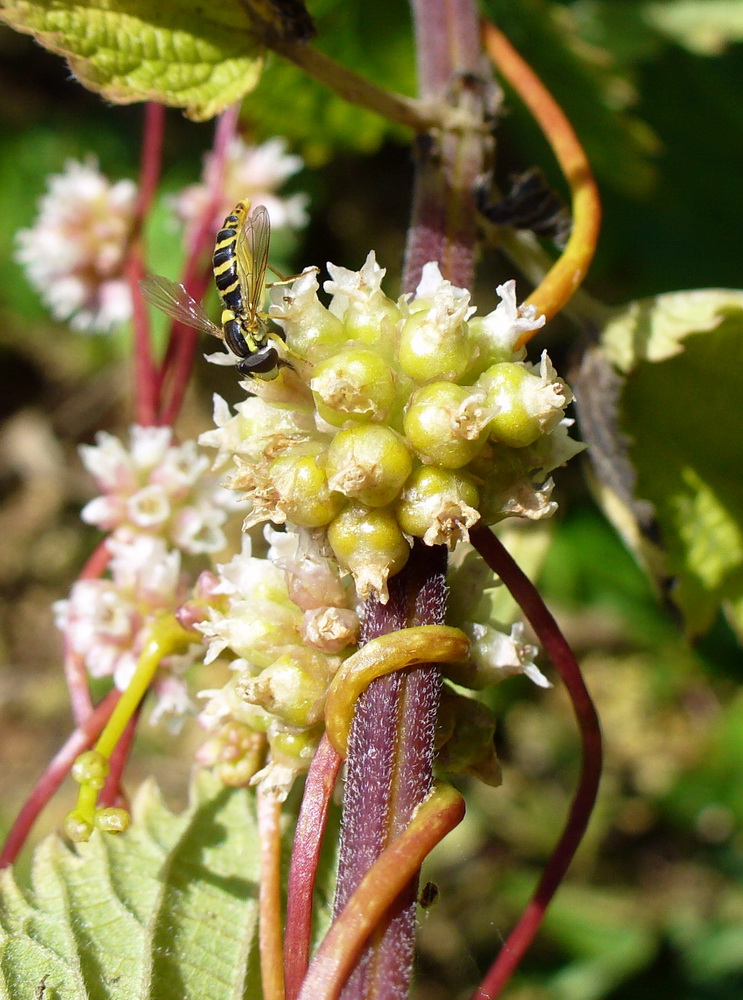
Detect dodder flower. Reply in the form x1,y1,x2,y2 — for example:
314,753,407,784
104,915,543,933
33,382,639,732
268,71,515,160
202,254,583,603
16,157,136,332
196,530,359,798
54,535,199,726
174,136,309,239
80,425,238,555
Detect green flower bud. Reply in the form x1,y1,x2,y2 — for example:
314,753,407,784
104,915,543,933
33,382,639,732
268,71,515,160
396,466,480,547
343,299,402,356
268,454,345,528
94,807,131,834
435,690,501,787
397,310,473,381
480,356,571,447
403,382,490,468
310,348,397,425
71,750,109,790
327,502,410,601
270,724,324,768
238,648,331,728
325,425,412,507
64,811,94,843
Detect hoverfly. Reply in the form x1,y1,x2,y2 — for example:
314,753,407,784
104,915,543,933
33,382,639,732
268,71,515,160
140,201,287,379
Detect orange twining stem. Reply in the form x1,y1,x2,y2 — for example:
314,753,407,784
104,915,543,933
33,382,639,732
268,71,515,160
482,20,601,337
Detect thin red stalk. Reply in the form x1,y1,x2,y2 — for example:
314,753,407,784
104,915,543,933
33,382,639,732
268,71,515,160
157,104,240,426
285,736,343,1000
64,540,111,724
97,703,141,810
0,689,121,868
258,788,286,1000
469,524,602,999
128,102,166,426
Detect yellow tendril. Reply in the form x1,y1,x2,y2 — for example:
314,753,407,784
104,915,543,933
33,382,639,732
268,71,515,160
65,614,193,842
324,625,470,759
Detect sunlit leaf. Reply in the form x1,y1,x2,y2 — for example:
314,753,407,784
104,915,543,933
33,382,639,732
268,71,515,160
0,773,263,999
0,0,273,121
586,290,743,637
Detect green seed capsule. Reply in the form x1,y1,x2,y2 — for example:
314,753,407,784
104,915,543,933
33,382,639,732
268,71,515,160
397,311,473,382
325,424,412,507
480,363,543,447
310,348,397,425
71,750,110,790
327,503,410,601
269,454,345,528
396,466,480,540
94,807,131,834
403,382,489,469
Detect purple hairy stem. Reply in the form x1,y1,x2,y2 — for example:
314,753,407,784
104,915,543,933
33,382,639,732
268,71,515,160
331,1,489,996
333,543,448,1000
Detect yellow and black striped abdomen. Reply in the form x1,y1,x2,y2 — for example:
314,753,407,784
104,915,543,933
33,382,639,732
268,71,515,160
212,202,248,315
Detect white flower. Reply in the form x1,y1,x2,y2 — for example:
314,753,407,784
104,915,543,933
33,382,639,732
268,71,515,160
15,157,136,333
173,136,309,237
464,621,549,688
54,535,198,711
80,425,237,555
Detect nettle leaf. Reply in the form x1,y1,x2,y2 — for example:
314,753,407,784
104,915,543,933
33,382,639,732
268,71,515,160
0,0,270,121
0,773,265,999
587,290,743,638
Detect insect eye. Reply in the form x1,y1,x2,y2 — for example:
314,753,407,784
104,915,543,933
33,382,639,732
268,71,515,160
236,347,279,377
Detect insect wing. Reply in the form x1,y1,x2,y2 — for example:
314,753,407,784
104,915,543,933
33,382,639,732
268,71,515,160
139,274,222,338
235,204,271,322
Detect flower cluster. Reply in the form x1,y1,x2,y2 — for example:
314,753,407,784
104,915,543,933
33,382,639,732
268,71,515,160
15,157,137,333
173,136,309,239
202,254,583,602
194,528,359,797
54,426,235,727
79,425,238,555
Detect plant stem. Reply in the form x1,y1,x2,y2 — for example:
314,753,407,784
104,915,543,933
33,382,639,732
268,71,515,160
285,737,343,1000
481,21,601,335
270,40,440,134
129,102,166,426
332,543,447,1000
469,524,602,998
157,103,240,426
258,788,286,1000
0,690,120,868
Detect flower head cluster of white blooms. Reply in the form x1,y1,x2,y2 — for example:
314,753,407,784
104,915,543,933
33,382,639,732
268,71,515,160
173,136,309,240
54,426,238,729
15,157,137,333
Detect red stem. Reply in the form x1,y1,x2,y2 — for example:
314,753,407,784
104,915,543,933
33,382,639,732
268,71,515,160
0,689,121,868
469,524,602,999
157,104,240,426
285,736,343,1000
129,102,166,426
64,539,111,724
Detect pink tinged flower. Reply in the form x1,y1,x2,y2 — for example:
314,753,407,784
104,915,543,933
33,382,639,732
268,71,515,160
80,425,234,555
15,157,137,333
173,136,309,237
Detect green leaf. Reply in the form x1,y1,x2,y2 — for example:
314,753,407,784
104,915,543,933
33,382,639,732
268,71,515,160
0,773,264,999
0,0,266,121
479,0,659,196
642,0,743,56
595,290,743,637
